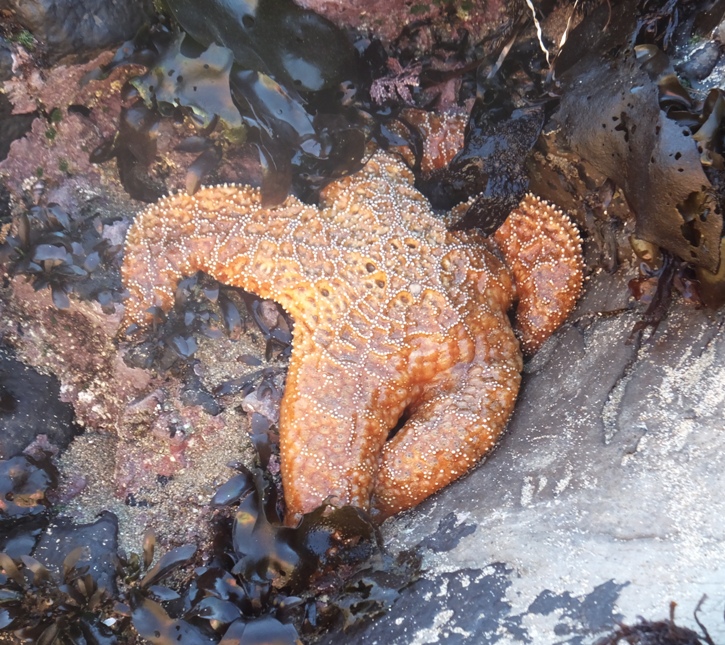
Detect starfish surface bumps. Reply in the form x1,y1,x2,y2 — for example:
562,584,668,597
122,152,583,521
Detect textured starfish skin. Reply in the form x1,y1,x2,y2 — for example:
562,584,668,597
122,152,583,521
389,108,469,174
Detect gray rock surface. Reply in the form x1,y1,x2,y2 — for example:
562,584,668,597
336,267,725,643
0,0,152,63
0,94,35,162
33,511,119,593
0,346,78,459
0,39,12,82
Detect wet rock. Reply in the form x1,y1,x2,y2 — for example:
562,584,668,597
320,565,625,644
0,347,78,459
677,40,721,81
0,453,57,526
0,94,35,163
295,0,514,48
0,0,153,64
365,268,725,643
0,38,12,82
32,511,119,594
0,50,150,211
0,524,42,558
318,563,513,643
428,100,544,233
1,279,151,434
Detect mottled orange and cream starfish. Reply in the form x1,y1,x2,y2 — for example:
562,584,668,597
122,151,582,522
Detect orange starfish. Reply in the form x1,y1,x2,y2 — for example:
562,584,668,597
122,152,582,521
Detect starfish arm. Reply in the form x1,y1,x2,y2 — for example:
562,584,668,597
279,329,408,522
493,194,584,354
121,186,333,328
372,315,522,520
121,199,197,325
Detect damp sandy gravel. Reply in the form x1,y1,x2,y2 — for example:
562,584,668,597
54,318,288,556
